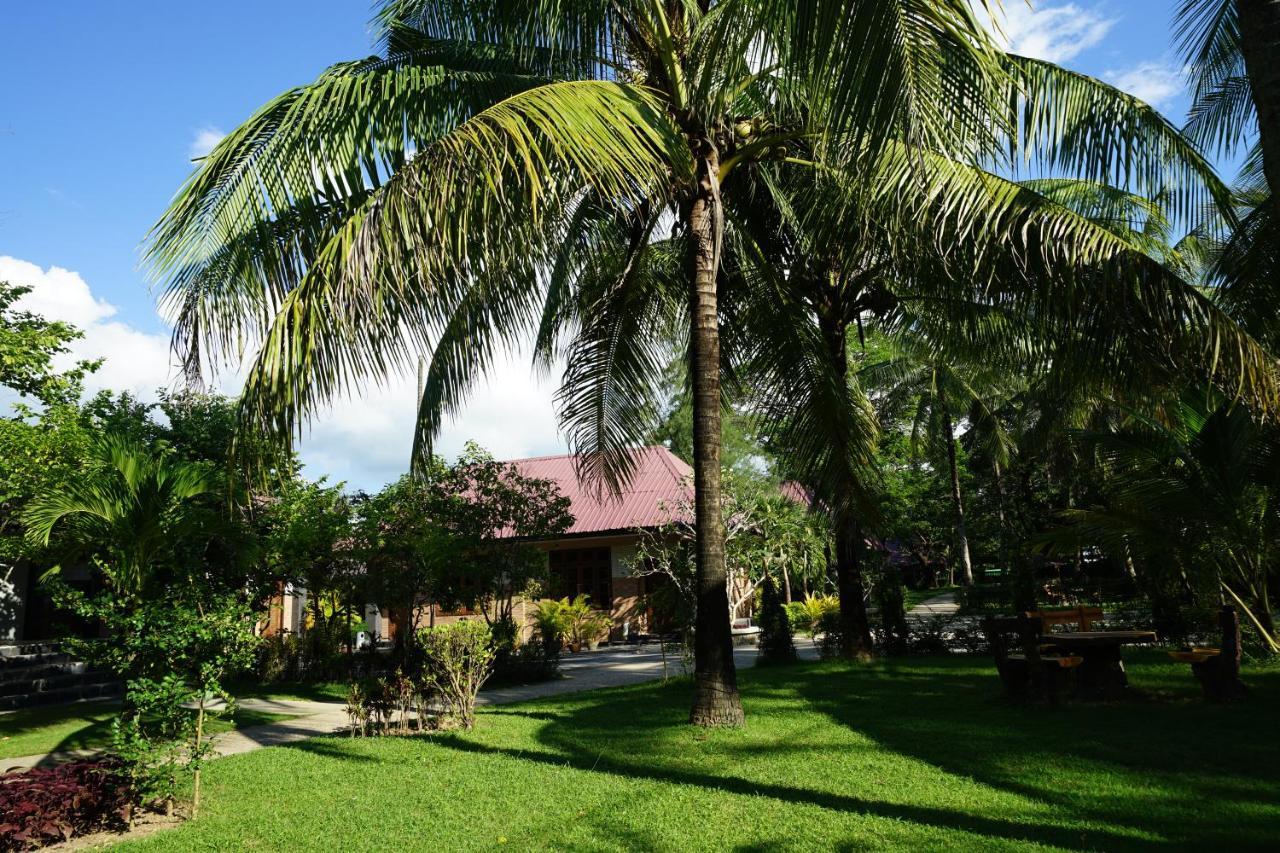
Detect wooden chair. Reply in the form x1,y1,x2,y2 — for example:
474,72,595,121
983,615,1082,704
1167,606,1247,701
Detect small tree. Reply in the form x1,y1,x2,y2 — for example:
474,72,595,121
417,621,495,730
356,475,461,651
430,443,572,622
756,574,796,665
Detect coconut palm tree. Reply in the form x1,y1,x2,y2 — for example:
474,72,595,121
23,434,225,600
146,2,1268,724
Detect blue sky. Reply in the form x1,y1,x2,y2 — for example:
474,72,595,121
0,1,1217,490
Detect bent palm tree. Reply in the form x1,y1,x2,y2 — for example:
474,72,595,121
147,2,1270,723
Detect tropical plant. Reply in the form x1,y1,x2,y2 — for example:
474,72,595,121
1178,0,1280,201
859,338,1019,586
560,594,611,649
23,434,230,599
532,598,570,657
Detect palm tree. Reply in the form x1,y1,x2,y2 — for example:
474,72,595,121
146,2,1271,723
24,434,225,599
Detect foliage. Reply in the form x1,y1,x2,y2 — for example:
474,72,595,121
23,434,243,601
631,470,824,621
1045,397,1280,652
557,595,611,650
0,280,98,407
417,620,496,730
490,615,560,686
784,601,813,636
872,566,911,655
53,588,261,811
806,596,845,660
756,574,796,666
428,443,573,620
354,475,460,649
531,599,569,658
262,478,359,660
0,757,130,850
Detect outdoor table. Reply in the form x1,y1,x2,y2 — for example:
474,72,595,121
1038,630,1157,700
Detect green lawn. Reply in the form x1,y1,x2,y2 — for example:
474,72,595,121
0,703,295,761
115,652,1279,851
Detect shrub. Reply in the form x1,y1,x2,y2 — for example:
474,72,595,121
0,758,131,850
784,601,812,635
417,621,496,729
757,575,797,665
804,595,843,659
255,633,303,683
873,568,911,655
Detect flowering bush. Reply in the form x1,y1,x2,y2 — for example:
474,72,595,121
0,758,131,850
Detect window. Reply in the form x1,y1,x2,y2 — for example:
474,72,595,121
549,547,613,608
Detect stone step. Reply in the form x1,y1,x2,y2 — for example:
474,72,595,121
0,642,61,659
0,681,122,712
0,655,85,676
0,669,115,698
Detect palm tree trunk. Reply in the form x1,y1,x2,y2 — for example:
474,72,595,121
820,309,874,657
942,409,974,586
1238,0,1280,199
834,511,874,657
687,138,743,727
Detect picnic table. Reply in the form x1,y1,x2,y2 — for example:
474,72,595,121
1039,630,1157,700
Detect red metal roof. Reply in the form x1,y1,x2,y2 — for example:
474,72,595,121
506,446,693,536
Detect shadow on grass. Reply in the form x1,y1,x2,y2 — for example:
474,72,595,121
783,655,1280,847
470,654,1277,850
424,731,1149,851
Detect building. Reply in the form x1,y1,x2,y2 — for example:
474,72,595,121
279,445,694,644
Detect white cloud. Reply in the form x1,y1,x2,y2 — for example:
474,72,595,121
0,256,566,492
189,127,225,160
982,2,1117,63
0,256,177,398
297,349,566,491
1104,59,1186,110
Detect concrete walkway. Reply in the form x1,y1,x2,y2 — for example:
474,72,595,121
5,643,818,771
907,591,960,621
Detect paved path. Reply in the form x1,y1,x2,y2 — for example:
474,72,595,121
5,643,819,771
907,591,960,621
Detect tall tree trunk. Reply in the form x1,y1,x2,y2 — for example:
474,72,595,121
942,406,974,586
687,138,743,727
1239,0,1280,200
820,309,874,657
834,512,874,657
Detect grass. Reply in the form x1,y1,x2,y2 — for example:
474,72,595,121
0,703,296,761
115,651,1279,851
